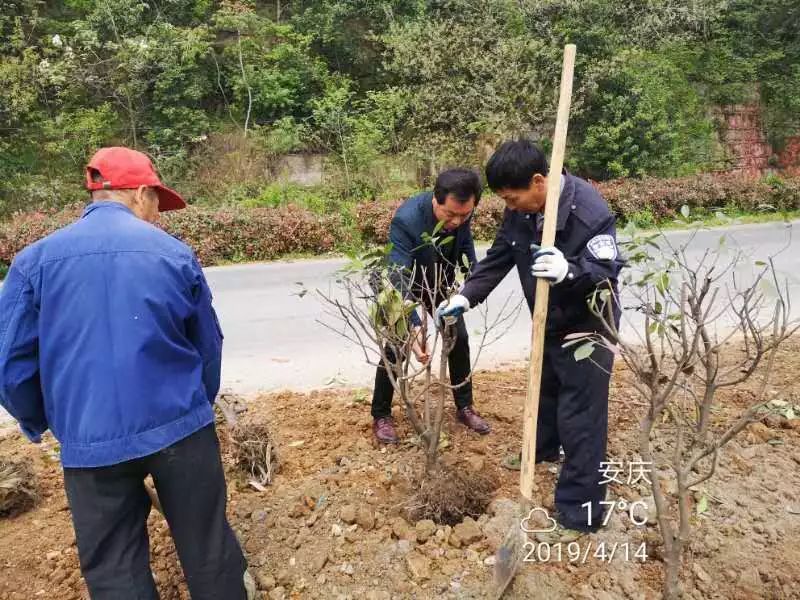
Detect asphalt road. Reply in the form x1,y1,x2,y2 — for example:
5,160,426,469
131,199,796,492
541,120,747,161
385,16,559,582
207,219,799,394
1,219,798,426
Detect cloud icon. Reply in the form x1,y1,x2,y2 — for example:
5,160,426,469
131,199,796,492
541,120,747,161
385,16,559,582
520,507,558,533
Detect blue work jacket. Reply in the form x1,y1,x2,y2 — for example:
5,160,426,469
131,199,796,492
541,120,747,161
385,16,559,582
0,202,222,467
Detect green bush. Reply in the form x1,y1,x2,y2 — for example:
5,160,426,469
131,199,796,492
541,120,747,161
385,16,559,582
242,183,331,213
571,50,718,179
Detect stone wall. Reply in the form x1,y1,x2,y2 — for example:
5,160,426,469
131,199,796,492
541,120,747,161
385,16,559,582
275,153,325,186
777,136,800,176
716,104,772,175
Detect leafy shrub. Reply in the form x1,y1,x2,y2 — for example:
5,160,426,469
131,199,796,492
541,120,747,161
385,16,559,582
354,173,800,244
242,183,330,214
600,172,800,219
353,198,402,245
0,204,348,275
571,50,718,179
2,173,798,277
162,206,346,264
0,204,83,269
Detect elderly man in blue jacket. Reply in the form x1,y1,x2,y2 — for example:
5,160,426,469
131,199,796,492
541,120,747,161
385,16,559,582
0,147,249,599
371,168,491,443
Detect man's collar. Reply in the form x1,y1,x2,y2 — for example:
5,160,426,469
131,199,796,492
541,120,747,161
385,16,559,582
82,201,135,218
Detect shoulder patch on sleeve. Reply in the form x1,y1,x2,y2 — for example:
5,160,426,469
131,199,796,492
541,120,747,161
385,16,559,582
586,234,618,260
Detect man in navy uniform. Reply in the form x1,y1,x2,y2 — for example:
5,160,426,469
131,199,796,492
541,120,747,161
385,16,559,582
372,168,491,443
437,140,624,538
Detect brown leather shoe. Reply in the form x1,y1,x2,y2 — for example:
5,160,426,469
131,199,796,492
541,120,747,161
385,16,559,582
457,406,491,435
373,416,399,444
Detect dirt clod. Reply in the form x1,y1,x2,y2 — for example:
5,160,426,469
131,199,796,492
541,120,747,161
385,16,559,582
414,519,437,543
0,459,37,517
405,551,431,580
340,504,357,524
355,505,375,530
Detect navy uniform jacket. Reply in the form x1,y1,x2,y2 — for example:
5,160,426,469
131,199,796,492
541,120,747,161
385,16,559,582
461,172,623,336
388,191,477,316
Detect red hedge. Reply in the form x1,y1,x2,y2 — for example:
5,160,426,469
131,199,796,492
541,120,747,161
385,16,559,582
2,172,798,273
0,205,345,272
354,172,800,244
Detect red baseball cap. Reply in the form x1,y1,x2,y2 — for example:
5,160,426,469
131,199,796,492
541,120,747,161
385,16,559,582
85,147,186,211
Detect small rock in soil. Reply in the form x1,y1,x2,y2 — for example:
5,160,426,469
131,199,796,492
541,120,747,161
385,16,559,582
391,517,417,542
415,519,437,543
356,506,375,530
288,502,311,519
465,455,485,472
405,551,431,580
268,586,286,600
255,571,276,590
738,566,761,591
340,504,357,524
452,517,482,546
693,563,711,583
748,422,775,443
344,529,359,543
310,552,329,574
251,509,267,522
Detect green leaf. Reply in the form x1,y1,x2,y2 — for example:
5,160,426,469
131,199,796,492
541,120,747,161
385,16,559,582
433,220,445,235
573,342,596,361
440,235,455,246
696,494,708,515
754,260,766,267
654,301,663,314
461,254,470,269
655,272,670,295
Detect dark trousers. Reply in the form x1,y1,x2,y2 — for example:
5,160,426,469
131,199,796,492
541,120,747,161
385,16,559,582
536,337,613,532
63,424,247,600
371,314,472,418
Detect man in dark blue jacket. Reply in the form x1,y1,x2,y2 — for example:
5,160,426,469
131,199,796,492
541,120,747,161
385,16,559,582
437,140,624,538
372,168,491,443
0,147,249,599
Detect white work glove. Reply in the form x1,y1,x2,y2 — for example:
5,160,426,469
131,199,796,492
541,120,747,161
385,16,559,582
531,244,569,284
435,294,470,326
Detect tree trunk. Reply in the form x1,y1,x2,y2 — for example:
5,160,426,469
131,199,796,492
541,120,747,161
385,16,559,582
640,412,683,599
663,552,683,600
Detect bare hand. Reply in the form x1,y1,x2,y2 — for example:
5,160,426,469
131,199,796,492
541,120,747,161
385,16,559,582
411,326,430,365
